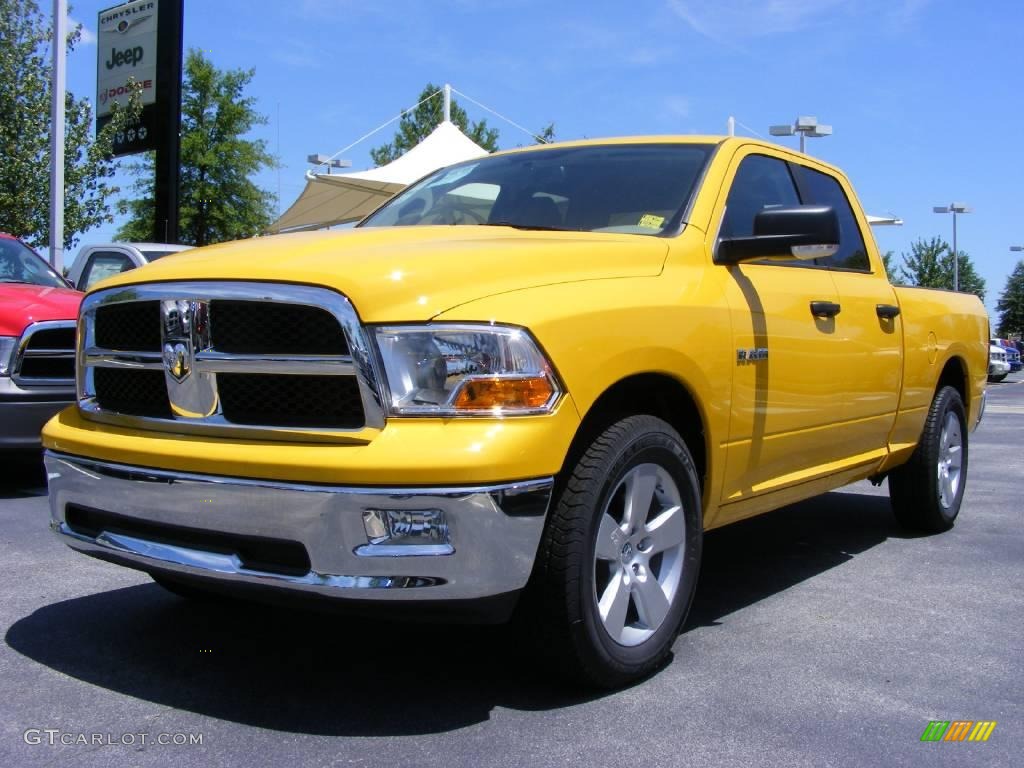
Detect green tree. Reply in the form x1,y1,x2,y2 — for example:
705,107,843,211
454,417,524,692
881,250,901,284
118,50,275,246
369,83,500,166
897,236,985,301
996,260,1024,338
0,0,140,249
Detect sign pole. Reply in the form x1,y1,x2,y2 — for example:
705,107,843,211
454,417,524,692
49,0,67,272
153,0,183,243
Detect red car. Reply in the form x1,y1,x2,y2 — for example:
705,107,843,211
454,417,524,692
0,233,82,451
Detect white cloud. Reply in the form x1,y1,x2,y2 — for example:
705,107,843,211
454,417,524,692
668,0,849,42
664,95,691,119
69,15,97,46
667,0,933,42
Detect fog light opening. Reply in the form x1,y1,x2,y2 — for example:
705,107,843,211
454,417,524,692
357,509,454,557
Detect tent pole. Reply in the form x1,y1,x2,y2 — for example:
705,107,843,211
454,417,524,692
443,83,451,123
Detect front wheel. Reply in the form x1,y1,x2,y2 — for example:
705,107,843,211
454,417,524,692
528,415,703,688
889,386,968,532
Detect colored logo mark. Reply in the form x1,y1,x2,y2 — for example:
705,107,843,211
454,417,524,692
920,721,997,742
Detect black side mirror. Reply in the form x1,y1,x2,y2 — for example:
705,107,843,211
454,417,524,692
717,205,839,265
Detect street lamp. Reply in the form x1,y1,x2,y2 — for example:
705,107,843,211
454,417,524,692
1011,246,1024,252
933,203,972,292
769,116,833,154
307,154,352,175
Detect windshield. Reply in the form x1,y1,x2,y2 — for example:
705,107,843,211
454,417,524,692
0,238,66,288
360,143,713,236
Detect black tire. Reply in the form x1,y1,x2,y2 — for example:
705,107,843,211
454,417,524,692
988,373,1008,383
528,415,703,688
889,386,968,532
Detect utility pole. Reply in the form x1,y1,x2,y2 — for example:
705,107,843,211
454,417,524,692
933,203,972,292
49,0,66,272
153,0,184,243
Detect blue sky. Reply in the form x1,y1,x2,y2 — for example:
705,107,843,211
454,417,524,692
63,0,1023,315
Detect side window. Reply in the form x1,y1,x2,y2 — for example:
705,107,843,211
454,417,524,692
81,251,134,290
720,154,800,241
792,166,870,272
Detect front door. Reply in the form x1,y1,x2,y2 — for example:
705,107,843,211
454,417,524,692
713,151,849,509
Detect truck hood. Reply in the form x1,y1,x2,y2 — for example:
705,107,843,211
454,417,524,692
92,226,670,321
0,283,83,336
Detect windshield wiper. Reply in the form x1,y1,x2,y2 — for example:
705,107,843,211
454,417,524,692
482,221,573,232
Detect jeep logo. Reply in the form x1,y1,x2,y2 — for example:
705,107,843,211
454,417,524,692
105,46,144,70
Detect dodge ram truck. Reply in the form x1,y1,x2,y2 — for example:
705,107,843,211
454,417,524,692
1,233,81,451
43,137,989,687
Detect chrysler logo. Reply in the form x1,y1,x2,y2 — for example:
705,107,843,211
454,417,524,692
163,341,191,381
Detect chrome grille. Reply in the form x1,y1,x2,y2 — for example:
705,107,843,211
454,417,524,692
95,301,162,351
217,373,363,427
78,282,384,441
209,301,348,355
94,368,172,418
13,320,77,386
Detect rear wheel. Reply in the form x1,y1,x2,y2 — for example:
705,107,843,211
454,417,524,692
529,415,703,688
889,386,968,532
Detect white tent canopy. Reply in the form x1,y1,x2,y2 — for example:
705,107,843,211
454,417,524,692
268,120,488,234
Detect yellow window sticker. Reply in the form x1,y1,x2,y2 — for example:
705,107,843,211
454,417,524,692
638,214,666,229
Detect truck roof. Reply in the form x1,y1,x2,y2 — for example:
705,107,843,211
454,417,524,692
487,135,849,178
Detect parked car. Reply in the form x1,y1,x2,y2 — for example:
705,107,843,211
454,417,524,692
0,233,82,451
991,338,1021,372
44,136,989,688
66,242,191,291
988,344,1010,382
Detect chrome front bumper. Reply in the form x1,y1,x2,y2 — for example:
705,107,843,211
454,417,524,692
45,451,552,602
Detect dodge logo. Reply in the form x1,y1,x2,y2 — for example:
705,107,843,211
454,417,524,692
163,341,191,381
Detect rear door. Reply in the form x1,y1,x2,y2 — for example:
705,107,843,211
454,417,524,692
791,164,902,458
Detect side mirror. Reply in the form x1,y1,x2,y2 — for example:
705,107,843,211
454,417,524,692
717,205,839,265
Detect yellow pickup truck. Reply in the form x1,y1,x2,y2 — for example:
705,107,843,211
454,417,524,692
43,137,988,687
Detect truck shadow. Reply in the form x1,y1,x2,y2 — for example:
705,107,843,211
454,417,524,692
6,489,904,736
0,453,47,499
689,489,908,628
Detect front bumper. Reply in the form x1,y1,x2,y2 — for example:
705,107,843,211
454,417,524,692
45,451,553,604
0,379,73,449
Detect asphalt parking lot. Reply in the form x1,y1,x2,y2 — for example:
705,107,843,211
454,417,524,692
2,378,1021,768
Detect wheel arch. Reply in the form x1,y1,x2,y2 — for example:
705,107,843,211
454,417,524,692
937,354,969,410
561,372,710,511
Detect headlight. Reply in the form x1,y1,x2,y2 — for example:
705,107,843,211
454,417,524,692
0,336,16,376
374,324,562,416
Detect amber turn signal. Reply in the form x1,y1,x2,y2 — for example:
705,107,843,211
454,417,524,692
452,377,555,411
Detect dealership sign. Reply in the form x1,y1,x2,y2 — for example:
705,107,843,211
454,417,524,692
96,0,160,156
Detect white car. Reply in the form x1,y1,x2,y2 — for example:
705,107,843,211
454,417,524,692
988,344,1010,382
67,243,191,291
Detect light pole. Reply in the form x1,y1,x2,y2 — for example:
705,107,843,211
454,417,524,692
307,154,352,175
769,116,833,154
933,203,972,292
1011,246,1024,253
49,0,67,272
